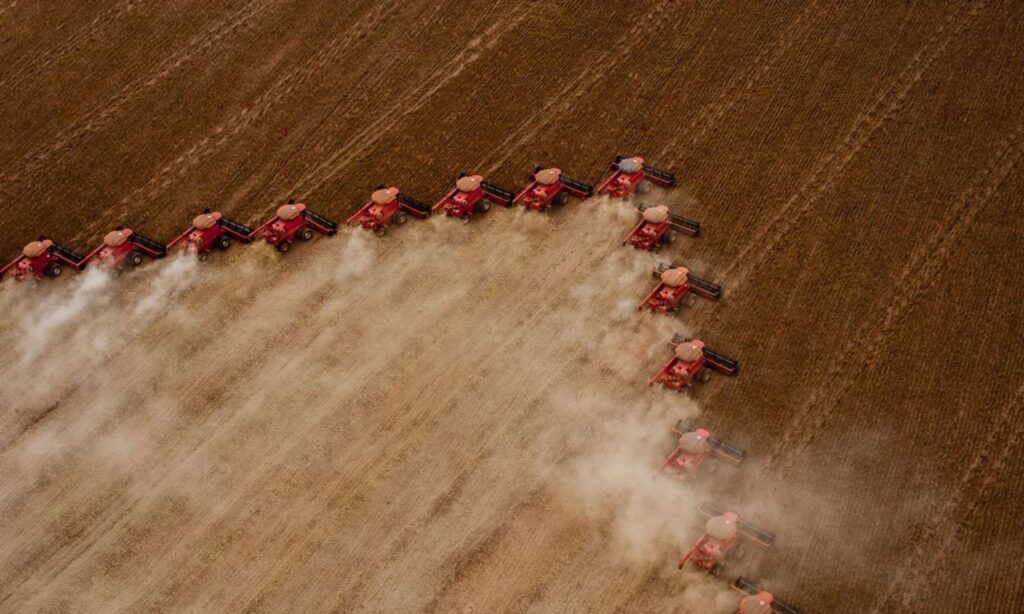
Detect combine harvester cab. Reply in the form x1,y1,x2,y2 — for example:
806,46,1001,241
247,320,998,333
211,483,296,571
167,209,255,259
624,203,700,250
1,237,87,282
649,334,738,390
640,262,721,313
514,166,593,211
597,155,675,198
255,200,338,252
660,420,745,480
678,503,775,576
81,227,167,269
732,577,802,614
433,174,515,219
348,186,431,236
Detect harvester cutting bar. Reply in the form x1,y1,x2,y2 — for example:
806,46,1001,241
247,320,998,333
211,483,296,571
560,175,594,199
302,208,339,233
733,578,803,614
396,193,432,218
687,273,721,300
219,216,255,239
704,347,739,375
481,181,515,206
50,242,88,267
669,212,701,236
674,420,746,464
129,232,167,257
641,163,675,187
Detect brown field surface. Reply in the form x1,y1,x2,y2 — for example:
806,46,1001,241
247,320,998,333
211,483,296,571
1,1,1022,612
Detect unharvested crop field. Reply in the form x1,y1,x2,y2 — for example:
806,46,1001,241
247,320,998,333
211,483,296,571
1,1,1022,612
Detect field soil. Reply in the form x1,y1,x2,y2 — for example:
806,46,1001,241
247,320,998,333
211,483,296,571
1,2,1023,613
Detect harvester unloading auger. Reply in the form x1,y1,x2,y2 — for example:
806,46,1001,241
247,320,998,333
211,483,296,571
597,155,675,198
433,174,515,219
1,237,87,281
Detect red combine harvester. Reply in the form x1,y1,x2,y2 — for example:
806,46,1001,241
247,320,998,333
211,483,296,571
624,203,700,250
254,200,338,252
659,420,745,480
678,503,775,576
649,334,739,390
347,186,432,235
167,209,255,259
1,237,87,282
597,155,675,198
80,227,167,269
639,262,721,313
514,166,593,211
433,174,515,219
732,577,802,614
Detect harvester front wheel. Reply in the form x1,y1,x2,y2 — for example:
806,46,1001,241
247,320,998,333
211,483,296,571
697,369,712,383
297,227,314,241
127,251,144,267
555,192,569,206
637,180,651,194
393,211,408,225
215,235,232,250
45,263,63,277
476,199,491,213
662,230,677,245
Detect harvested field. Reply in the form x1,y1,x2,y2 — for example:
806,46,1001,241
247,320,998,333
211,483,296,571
1,1,1023,612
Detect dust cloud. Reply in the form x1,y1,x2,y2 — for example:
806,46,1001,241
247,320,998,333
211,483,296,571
0,195,744,612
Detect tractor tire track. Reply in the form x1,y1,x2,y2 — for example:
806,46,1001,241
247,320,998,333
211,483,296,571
658,0,825,157
718,0,986,293
99,1,401,230
872,379,1024,612
765,118,1024,467
482,0,678,174
295,5,532,200
0,0,274,191
0,0,140,92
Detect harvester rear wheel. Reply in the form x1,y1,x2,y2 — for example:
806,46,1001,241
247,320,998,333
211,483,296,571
127,251,144,266
45,263,63,277
277,241,290,253
393,211,408,225
476,199,491,213
297,227,314,241
374,227,387,237
215,235,232,250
